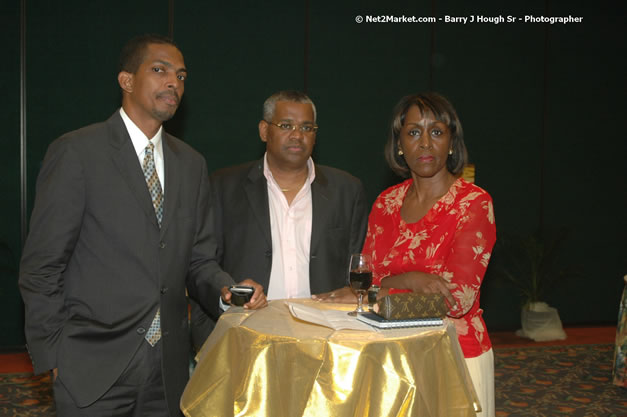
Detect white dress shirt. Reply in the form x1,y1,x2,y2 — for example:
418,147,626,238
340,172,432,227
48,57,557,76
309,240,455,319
264,153,315,300
119,108,165,192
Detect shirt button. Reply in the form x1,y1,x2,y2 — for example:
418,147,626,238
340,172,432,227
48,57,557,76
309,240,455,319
137,327,146,335
159,242,166,249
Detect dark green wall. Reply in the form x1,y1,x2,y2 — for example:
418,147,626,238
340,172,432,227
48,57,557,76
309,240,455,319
538,2,626,323
0,1,22,347
2,0,625,347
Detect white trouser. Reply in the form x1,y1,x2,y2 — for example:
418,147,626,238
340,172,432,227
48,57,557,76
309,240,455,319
464,348,495,417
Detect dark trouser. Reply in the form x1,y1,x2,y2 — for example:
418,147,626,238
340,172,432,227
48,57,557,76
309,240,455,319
54,340,171,417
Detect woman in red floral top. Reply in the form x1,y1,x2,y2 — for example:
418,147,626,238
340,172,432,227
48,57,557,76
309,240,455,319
364,176,495,358
316,92,496,416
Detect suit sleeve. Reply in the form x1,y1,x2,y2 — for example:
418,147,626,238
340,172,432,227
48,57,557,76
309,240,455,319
350,181,369,255
186,160,235,319
19,139,85,374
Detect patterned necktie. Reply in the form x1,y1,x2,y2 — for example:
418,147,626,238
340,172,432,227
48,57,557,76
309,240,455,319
145,309,161,346
142,142,163,226
142,141,163,346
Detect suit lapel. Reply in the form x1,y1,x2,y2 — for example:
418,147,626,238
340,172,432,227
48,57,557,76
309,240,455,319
244,160,272,247
310,166,331,254
160,134,180,237
107,112,159,230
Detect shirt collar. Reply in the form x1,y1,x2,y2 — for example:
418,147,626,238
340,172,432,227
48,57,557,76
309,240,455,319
119,107,163,156
262,153,316,188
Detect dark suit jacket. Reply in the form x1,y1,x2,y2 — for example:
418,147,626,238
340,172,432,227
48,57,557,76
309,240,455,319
190,159,368,349
19,111,232,416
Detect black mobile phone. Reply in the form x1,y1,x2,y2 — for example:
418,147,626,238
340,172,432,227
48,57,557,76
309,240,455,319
229,285,254,306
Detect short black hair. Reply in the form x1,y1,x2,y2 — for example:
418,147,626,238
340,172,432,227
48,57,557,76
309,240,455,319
119,34,180,74
384,92,468,177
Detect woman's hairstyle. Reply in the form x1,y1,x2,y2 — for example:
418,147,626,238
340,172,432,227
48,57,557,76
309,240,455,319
384,92,468,178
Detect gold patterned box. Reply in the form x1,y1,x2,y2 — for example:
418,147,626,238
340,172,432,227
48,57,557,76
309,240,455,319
374,293,448,320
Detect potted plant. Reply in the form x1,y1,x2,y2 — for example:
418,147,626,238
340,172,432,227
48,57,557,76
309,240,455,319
490,229,574,341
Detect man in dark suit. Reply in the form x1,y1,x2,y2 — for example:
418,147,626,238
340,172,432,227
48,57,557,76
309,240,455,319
18,34,266,417
190,90,368,349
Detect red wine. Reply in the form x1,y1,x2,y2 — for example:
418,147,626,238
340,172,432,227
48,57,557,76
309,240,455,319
349,271,372,292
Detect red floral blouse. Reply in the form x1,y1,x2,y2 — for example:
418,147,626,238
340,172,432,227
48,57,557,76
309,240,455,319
363,178,496,358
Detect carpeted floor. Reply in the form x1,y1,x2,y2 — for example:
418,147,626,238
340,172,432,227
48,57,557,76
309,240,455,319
0,373,54,417
1,342,625,416
495,343,626,416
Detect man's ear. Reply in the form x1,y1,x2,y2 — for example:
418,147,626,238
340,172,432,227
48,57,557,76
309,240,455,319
117,71,134,93
258,120,268,143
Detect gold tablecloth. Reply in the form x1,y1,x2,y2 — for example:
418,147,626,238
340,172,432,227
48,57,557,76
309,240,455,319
181,300,479,417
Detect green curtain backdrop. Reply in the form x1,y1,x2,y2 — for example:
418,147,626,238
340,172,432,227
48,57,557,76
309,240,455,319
1,0,625,347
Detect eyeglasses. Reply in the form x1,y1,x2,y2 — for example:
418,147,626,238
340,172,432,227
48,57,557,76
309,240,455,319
265,121,319,134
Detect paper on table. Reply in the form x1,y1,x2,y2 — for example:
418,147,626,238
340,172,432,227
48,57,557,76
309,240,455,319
286,302,373,331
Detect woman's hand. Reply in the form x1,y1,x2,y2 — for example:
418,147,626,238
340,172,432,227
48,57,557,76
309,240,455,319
312,286,357,303
381,271,456,306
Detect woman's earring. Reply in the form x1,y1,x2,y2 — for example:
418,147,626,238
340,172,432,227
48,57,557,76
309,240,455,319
398,149,404,156
448,149,453,155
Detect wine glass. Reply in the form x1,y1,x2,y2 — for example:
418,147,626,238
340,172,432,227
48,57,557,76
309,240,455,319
347,253,372,316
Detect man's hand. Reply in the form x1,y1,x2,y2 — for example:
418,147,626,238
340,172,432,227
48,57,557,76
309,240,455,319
221,279,268,310
52,368,58,381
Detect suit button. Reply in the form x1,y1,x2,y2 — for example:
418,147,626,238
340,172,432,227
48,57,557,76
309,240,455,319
159,241,166,249
160,287,168,294
265,250,272,257
137,327,146,335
